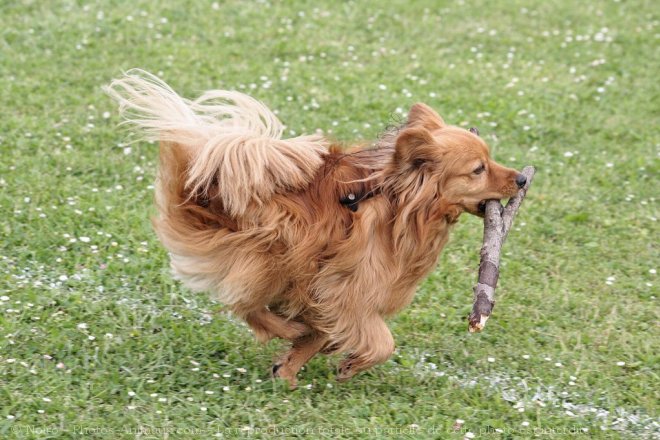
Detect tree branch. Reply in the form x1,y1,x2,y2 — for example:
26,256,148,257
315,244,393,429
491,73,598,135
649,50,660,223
468,166,536,333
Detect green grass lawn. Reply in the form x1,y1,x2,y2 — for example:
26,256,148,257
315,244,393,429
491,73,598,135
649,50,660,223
1,0,658,438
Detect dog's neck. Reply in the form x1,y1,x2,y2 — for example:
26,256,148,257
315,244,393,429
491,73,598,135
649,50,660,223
378,170,456,255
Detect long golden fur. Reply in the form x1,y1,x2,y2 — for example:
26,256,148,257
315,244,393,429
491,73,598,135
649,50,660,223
106,69,524,387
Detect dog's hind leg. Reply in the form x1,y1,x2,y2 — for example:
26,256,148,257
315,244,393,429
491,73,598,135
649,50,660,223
244,309,310,343
336,315,395,382
272,332,328,389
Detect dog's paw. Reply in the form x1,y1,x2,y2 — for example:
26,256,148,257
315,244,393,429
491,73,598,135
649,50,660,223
336,356,358,382
271,360,298,389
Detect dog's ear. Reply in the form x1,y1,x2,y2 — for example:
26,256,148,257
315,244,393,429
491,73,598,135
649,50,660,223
395,125,437,167
407,103,445,131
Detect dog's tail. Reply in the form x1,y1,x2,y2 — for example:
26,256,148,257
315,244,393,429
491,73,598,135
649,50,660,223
105,69,327,216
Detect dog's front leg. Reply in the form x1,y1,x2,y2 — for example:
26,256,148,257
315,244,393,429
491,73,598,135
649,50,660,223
336,314,395,382
272,332,328,389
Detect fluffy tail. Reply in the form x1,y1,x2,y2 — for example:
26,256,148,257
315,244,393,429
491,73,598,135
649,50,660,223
105,69,327,216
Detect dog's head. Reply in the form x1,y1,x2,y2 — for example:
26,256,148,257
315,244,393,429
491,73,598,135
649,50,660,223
394,103,525,218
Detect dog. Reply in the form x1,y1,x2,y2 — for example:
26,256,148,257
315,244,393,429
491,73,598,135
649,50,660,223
106,69,525,387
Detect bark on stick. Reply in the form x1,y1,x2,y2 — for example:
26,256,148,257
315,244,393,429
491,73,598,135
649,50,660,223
468,165,536,333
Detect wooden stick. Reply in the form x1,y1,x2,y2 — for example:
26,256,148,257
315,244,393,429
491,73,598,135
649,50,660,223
468,166,536,333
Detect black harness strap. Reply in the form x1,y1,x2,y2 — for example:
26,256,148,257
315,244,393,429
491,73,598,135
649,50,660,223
339,191,375,212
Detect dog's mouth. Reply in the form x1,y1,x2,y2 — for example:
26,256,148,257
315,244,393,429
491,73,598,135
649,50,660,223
466,198,509,218
478,200,487,214
471,200,489,218
463,200,488,218
470,199,499,218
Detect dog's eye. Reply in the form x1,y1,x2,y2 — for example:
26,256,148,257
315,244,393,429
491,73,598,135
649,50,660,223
473,164,485,175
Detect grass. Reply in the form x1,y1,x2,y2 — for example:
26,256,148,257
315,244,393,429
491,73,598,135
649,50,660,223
1,0,658,438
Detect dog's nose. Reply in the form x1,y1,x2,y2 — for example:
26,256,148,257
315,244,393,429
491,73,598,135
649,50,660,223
515,173,527,188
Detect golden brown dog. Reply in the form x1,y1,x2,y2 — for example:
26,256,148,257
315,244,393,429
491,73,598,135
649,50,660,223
107,70,525,387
